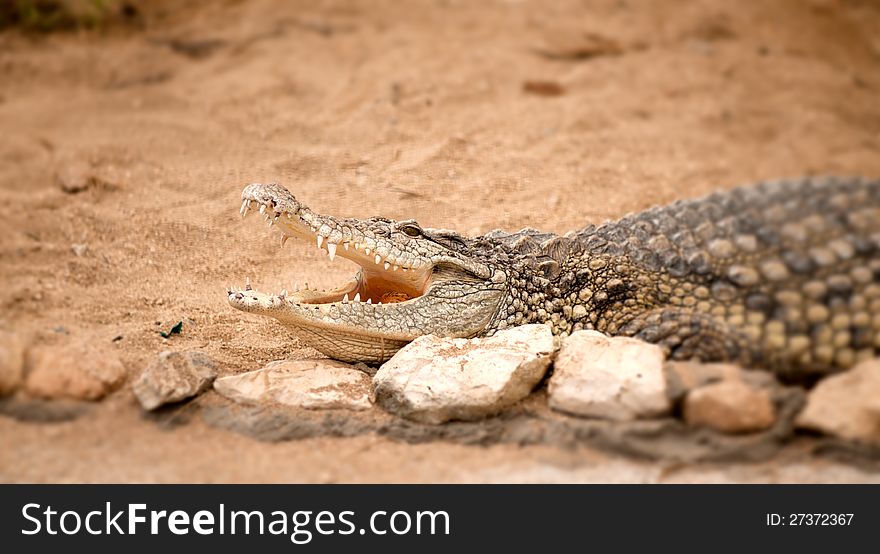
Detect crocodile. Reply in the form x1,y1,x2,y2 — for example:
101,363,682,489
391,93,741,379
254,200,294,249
229,177,880,379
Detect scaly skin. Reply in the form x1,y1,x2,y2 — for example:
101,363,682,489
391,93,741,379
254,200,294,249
229,177,880,379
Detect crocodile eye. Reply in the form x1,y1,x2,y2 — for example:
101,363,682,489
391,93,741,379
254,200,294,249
399,222,422,237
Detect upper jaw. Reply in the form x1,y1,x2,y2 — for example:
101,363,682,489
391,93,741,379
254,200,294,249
239,183,495,280
238,183,434,307
240,183,429,275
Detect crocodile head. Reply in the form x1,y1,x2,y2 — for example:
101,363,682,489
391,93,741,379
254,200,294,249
229,183,509,363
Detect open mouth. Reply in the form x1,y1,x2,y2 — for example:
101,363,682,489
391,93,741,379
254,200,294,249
227,183,502,363
230,183,432,311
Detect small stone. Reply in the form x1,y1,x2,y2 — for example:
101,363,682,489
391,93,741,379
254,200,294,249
0,331,28,396
214,359,372,411
548,330,670,421
56,161,94,194
664,361,776,403
25,340,126,400
522,80,566,97
373,324,554,424
683,380,776,433
795,359,880,444
132,350,216,410
71,244,88,257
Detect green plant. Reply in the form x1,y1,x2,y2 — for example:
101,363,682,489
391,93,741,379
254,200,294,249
0,0,112,32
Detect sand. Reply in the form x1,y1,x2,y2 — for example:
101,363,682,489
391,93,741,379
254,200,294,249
1,0,880,482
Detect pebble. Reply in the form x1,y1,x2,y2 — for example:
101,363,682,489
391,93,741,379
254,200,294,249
132,350,216,410
663,361,778,404
683,380,776,433
56,160,95,194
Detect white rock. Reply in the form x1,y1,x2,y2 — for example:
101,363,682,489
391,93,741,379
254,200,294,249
25,339,126,401
214,359,373,410
0,331,28,396
132,350,216,410
373,324,554,424
795,359,880,444
548,330,670,420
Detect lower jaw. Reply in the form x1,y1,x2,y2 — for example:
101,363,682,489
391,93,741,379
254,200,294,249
280,321,412,364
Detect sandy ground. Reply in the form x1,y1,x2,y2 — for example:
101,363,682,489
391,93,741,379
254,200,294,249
1,0,880,482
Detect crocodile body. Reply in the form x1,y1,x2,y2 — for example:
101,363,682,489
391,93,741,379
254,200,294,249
230,177,880,379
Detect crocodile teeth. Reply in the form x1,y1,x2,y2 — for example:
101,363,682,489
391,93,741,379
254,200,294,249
267,218,274,227
384,262,390,270
343,242,350,251
245,277,252,291
240,200,249,217
327,242,337,261
280,235,289,247
259,204,266,215
375,254,382,264
392,265,399,271
279,289,287,298
343,293,349,303
353,293,361,302
365,247,371,255
354,243,360,251
366,298,371,304
316,235,324,249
